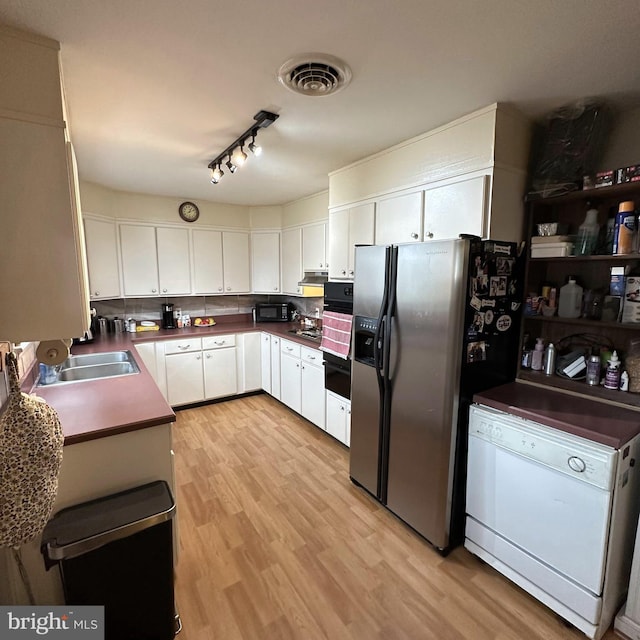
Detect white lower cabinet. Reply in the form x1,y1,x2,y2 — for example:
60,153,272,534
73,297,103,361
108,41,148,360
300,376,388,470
237,332,262,393
280,341,302,413
300,346,325,429
134,341,158,382
165,351,204,406
326,391,351,446
203,334,237,399
270,336,281,400
261,333,272,394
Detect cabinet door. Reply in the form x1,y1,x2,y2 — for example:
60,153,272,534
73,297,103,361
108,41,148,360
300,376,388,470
84,216,121,300
326,391,348,445
303,222,327,271
134,342,157,382
165,352,204,406
375,192,422,245
281,228,302,295
251,232,280,293
261,333,272,393
328,209,349,279
192,229,224,294
348,203,375,277
204,348,238,399
270,337,281,400
301,363,325,428
222,231,250,293
156,227,191,295
280,353,301,413
120,224,159,296
423,175,487,241
239,332,261,393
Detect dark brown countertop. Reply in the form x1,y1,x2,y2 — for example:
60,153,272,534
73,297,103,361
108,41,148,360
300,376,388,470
32,319,322,446
474,381,640,449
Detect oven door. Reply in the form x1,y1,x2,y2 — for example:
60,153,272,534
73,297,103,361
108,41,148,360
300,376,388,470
323,352,351,400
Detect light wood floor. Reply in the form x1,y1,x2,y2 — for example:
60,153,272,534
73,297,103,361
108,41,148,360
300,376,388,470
172,394,619,640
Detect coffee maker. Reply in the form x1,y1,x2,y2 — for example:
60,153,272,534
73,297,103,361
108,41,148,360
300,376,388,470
162,303,175,329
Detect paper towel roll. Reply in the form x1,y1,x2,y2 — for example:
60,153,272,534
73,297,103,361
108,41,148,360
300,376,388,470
36,340,71,365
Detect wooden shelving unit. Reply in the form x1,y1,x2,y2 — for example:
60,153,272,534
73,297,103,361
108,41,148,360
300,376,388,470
520,182,640,409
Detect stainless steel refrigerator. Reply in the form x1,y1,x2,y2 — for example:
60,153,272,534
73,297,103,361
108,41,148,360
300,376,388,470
349,238,522,553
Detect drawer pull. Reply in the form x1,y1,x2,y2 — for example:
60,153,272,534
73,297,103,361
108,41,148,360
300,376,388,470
178,344,190,350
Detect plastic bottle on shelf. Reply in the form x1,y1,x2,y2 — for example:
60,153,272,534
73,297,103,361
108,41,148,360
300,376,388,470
531,338,545,371
558,277,583,318
613,201,637,255
586,354,601,386
543,342,556,376
576,206,600,256
604,351,622,390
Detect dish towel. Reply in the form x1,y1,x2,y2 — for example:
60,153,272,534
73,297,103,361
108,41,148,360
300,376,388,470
320,311,353,359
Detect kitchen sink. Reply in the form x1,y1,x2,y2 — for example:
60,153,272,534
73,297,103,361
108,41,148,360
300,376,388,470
38,350,139,386
61,351,132,369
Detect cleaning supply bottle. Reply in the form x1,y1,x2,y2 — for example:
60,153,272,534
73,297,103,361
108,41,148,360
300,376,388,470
531,338,545,371
543,342,556,376
604,350,622,390
558,277,583,318
576,206,600,256
613,201,636,255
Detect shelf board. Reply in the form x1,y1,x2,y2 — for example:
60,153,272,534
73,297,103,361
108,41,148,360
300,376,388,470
526,181,640,206
518,370,640,410
522,315,638,331
530,254,639,263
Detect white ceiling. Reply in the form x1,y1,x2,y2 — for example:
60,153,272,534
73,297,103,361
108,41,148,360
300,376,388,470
2,0,640,206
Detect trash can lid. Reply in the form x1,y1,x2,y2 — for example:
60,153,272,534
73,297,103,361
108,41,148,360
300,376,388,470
41,481,175,562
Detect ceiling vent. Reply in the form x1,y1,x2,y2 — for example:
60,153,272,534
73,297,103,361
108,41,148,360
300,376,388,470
277,54,352,97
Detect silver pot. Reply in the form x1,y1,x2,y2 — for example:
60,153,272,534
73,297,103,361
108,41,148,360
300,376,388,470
111,317,125,333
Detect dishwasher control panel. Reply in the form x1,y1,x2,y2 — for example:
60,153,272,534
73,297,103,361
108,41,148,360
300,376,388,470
469,405,617,490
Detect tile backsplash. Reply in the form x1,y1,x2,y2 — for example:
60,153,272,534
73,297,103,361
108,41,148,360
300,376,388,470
92,294,324,322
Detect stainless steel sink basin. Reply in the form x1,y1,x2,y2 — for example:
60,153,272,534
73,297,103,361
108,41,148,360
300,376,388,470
61,351,132,369
38,350,139,386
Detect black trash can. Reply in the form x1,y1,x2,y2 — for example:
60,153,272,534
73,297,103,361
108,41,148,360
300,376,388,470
42,481,178,640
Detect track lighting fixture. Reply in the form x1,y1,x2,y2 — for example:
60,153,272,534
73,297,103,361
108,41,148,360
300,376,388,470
207,110,279,184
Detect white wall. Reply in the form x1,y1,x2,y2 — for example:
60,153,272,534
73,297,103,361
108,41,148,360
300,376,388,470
249,205,282,229
282,190,329,228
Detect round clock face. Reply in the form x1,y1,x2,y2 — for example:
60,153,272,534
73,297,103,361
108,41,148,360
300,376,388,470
179,201,199,222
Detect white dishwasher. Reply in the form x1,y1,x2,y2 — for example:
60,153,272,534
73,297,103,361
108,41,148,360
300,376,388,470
465,404,640,640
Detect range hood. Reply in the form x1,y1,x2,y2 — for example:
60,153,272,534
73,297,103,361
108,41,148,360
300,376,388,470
298,271,328,286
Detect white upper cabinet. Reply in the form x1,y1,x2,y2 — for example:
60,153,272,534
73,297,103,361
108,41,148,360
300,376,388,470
328,203,375,280
156,227,191,295
251,231,280,294
375,191,423,245
222,231,250,293
84,216,121,300
423,175,488,241
119,224,160,296
282,228,302,295
0,26,90,342
302,222,328,271
192,229,224,294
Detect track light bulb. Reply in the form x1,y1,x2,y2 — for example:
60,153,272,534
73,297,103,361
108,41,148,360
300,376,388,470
211,165,223,183
226,158,237,173
232,145,248,167
248,141,262,156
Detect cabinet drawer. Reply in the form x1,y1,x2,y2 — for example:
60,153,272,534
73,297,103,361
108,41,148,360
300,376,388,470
163,338,202,354
301,346,322,365
202,334,236,350
280,339,301,359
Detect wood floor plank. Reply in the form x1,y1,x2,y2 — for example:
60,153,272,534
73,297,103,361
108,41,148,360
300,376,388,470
173,394,619,639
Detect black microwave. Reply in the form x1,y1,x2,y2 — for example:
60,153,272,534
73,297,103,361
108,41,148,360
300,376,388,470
255,302,292,323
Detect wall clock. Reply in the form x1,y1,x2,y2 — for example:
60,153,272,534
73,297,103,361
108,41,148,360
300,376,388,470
178,201,200,223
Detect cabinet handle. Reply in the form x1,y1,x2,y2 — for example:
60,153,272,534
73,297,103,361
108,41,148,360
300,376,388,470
218,287,223,291
214,340,226,345
274,287,278,291
196,355,201,360
94,291,100,297
152,288,157,293
296,363,299,368
349,270,354,276
286,347,293,351
426,232,434,239
178,344,191,350
411,232,419,239
340,405,345,411
308,356,316,360
341,270,346,275
301,365,305,370
206,353,211,359
163,288,168,293
274,339,279,344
